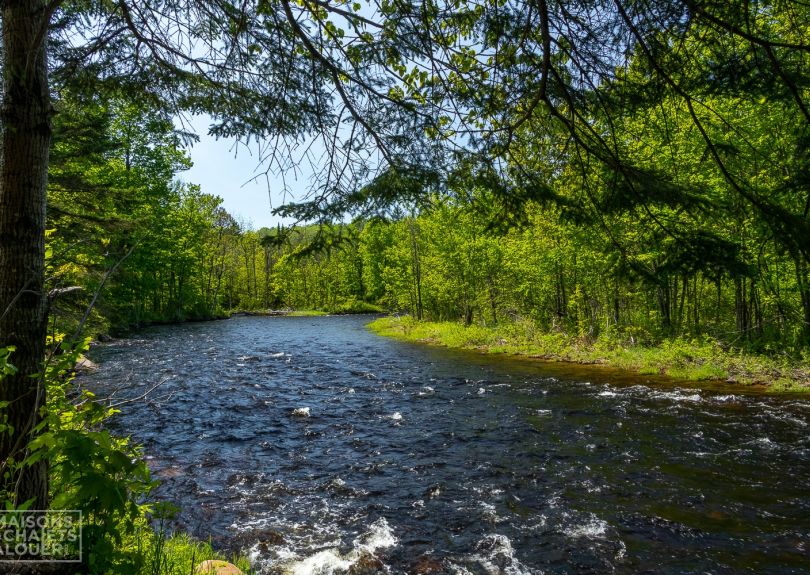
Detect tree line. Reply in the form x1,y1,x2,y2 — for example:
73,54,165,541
44,59,810,349
3,0,809,560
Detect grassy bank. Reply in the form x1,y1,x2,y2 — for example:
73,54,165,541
368,316,810,392
131,526,253,575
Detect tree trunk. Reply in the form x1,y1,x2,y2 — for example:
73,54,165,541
734,275,749,339
656,280,671,332
554,262,566,320
463,301,473,326
694,275,700,333
0,0,52,509
794,255,810,343
677,275,687,332
263,246,271,309
407,218,422,320
612,280,620,328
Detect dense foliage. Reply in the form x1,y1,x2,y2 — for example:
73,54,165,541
42,73,810,350
2,0,810,571
251,193,810,355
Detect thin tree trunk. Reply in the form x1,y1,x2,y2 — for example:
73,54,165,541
714,278,720,325
0,0,52,509
612,281,620,328
735,276,749,339
794,255,810,342
752,278,763,338
263,246,272,309
674,276,689,332
407,217,422,320
657,280,671,332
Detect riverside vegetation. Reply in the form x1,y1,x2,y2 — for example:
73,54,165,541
2,1,810,573
42,99,810,393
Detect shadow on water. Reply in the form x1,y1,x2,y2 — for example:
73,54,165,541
83,315,810,575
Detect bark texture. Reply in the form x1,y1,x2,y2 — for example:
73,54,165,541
0,0,52,509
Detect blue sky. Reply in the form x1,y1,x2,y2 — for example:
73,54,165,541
177,114,303,230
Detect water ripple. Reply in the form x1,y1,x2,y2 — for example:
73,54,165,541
84,316,810,574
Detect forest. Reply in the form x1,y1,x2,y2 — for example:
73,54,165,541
2,0,810,573
46,84,810,361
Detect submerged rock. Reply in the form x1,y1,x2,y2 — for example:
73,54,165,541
256,528,285,547
410,554,446,575
347,551,385,575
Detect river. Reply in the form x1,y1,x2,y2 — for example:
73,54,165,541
83,315,810,574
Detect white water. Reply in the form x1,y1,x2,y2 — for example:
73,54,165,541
278,517,398,575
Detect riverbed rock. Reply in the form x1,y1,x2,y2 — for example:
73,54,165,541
347,551,385,574
194,560,244,575
410,554,447,574
74,355,98,373
194,559,245,575
247,528,286,555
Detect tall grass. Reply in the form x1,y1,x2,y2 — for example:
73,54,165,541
133,521,253,575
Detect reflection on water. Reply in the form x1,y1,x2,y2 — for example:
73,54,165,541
83,315,810,574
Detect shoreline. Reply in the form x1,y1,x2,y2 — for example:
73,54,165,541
367,316,810,394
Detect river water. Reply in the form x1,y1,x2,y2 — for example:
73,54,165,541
83,315,810,574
